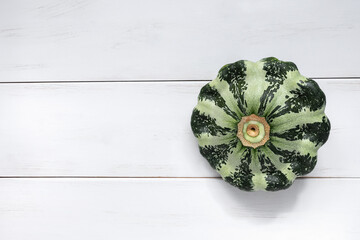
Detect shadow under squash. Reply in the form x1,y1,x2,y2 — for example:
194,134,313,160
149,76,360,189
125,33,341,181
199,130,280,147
208,177,307,223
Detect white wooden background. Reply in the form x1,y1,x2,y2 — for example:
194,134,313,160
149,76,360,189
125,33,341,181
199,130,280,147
1,0,360,239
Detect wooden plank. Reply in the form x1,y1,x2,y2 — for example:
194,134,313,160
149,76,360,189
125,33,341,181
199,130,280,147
0,0,360,81
0,79,358,177
0,178,359,240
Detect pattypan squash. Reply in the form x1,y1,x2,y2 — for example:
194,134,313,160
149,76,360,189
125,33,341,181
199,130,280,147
191,57,330,191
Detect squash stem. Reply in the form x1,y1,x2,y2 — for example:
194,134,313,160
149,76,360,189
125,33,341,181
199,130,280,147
237,114,270,149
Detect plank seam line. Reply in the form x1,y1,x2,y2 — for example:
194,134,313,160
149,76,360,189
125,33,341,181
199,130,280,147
0,176,358,179
0,77,359,84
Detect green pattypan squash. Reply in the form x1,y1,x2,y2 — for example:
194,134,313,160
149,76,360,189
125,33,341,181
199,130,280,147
191,57,330,191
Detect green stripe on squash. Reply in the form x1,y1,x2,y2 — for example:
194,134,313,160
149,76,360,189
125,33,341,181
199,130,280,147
191,57,330,191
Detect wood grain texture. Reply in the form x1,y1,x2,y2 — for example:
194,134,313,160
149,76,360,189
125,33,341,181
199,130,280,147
0,79,358,177
0,178,359,240
1,1,359,238
1,0,360,81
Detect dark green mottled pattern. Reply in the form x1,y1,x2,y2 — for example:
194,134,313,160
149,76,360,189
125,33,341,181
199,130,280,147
218,61,248,115
224,148,254,191
258,57,298,116
267,79,326,122
191,57,330,191
200,139,238,169
267,142,317,176
271,116,330,147
257,148,291,191
191,109,233,137
198,84,240,121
